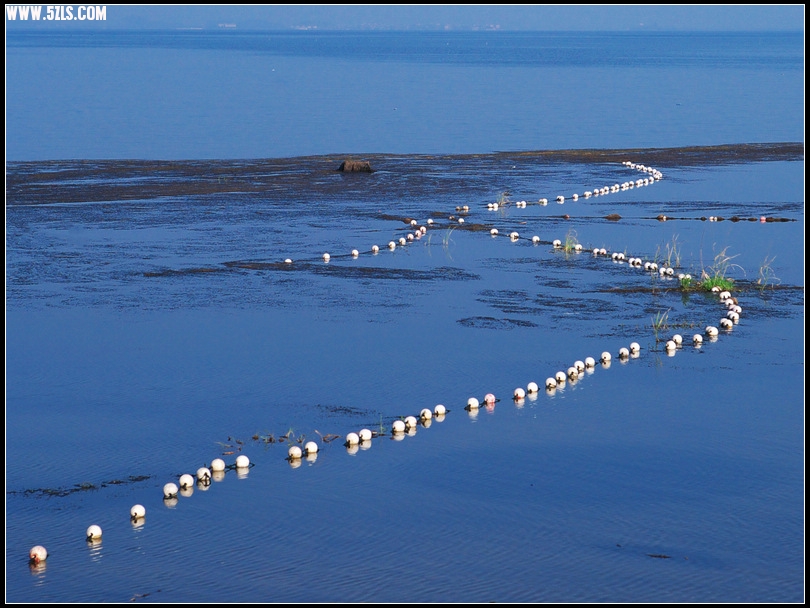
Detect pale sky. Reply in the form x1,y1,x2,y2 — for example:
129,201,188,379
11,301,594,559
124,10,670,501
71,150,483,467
5,4,806,31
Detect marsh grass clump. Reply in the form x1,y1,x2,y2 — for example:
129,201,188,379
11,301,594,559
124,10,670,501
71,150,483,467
756,255,781,291
562,229,580,253
651,309,670,342
698,246,741,292
665,235,681,268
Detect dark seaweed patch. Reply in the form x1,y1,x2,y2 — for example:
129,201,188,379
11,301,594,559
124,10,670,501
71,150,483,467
9,475,153,499
457,316,538,329
7,143,802,207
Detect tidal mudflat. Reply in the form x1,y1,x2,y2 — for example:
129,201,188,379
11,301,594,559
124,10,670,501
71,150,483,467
6,144,804,602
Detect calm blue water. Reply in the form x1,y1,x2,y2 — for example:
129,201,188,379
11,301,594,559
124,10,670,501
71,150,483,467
5,31,805,603
5,30,804,160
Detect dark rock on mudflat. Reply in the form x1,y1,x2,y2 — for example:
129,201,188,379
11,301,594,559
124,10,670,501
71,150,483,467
338,160,374,172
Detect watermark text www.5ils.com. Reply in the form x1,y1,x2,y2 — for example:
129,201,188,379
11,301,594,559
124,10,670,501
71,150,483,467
6,5,107,21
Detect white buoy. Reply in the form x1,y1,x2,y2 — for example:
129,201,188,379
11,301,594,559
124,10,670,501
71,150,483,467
567,367,579,380
618,347,630,359
672,334,683,346
211,458,226,472
584,356,596,368
466,397,480,410
420,408,433,420
434,404,447,416
706,325,719,337
86,524,102,540
545,377,557,389
288,445,302,459
484,393,496,405
235,454,250,468
555,371,567,384
629,342,640,353
665,340,677,351
532,235,540,244
371,245,380,253
553,239,562,248
404,415,418,429
29,545,48,563
601,351,611,362
388,241,396,250
345,432,360,446
304,440,319,454
351,249,359,257
693,334,703,345
163,482,179,499
284,258,292,264
392,419,406,433
490,228,499,236
514,387,526,400
527,381,539,394
510,231,520,241
322,253,330,262
720,318,733,329
179,473,194,489
130,504,146,520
